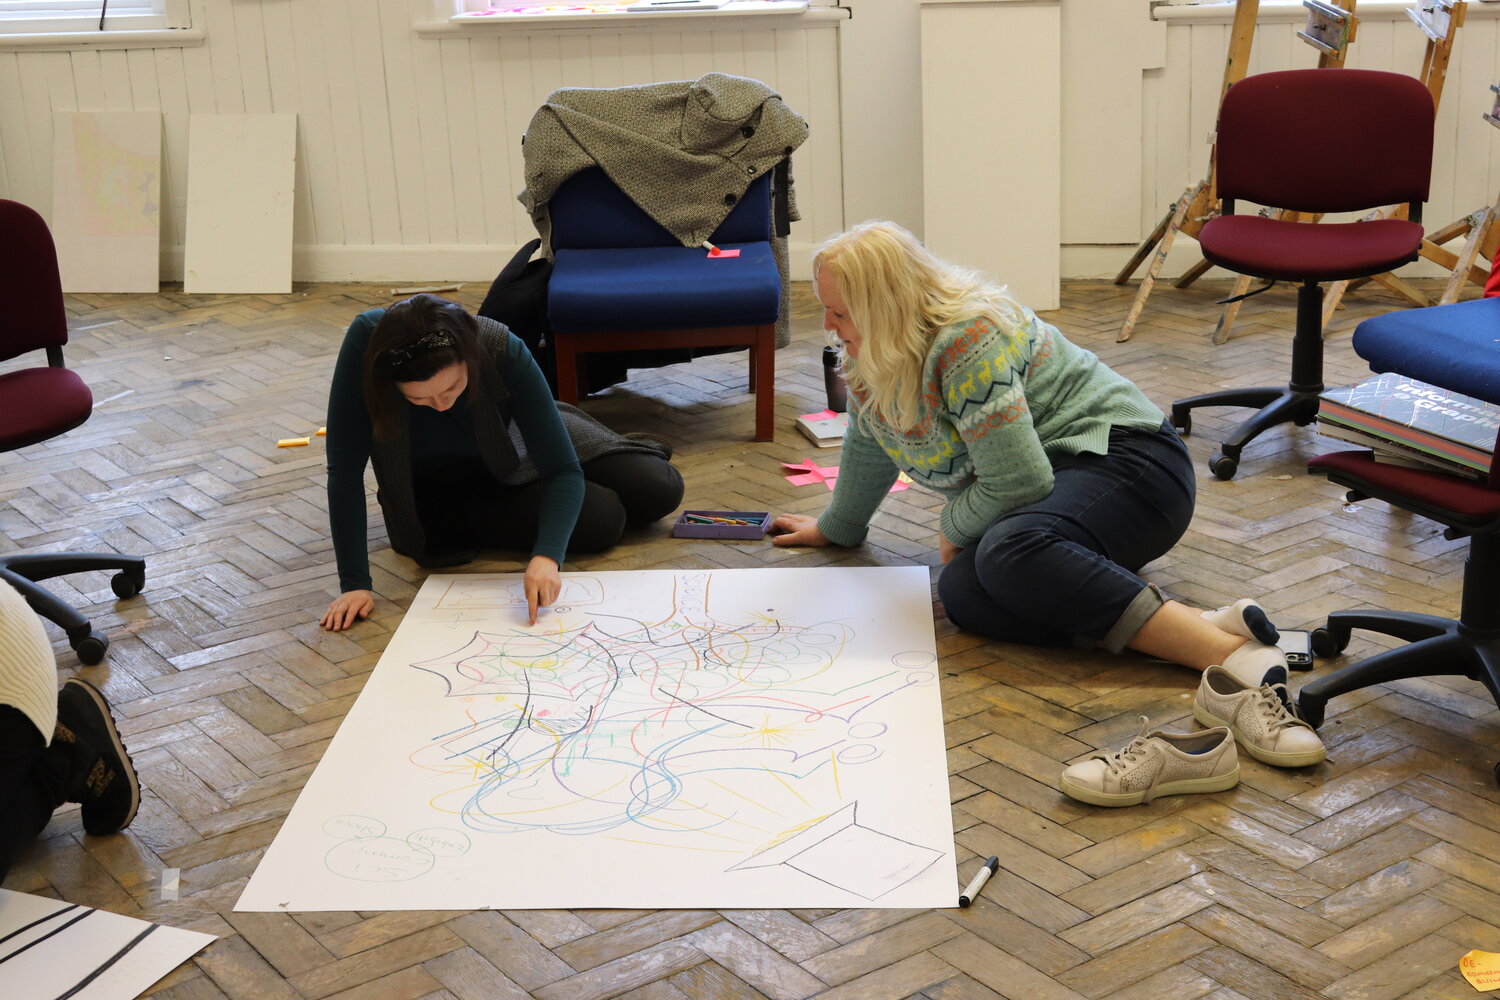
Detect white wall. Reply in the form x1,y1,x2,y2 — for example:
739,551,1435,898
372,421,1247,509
5,1,1500,283
0,0,845,281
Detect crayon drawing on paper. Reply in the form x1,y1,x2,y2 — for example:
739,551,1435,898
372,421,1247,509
238,566,954,910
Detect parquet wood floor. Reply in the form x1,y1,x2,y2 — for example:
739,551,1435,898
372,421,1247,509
3,277,1497,1000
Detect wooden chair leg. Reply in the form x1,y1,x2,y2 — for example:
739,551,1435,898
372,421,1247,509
753,325,775,442
554,338,581,405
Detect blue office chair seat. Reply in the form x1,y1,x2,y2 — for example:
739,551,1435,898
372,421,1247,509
549,242,780,333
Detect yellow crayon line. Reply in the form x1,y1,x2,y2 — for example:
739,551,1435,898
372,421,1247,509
680,801,771,834
708,778,786,817
761,764,812,808
602,836,742,853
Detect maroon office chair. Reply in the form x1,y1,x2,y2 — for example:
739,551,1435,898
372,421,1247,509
0,199,145,664
1170,69,1436,480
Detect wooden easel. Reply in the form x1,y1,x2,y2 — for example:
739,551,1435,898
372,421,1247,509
1208,0,1360,344
1317,0,1470,326
1112,0,1260,342
1114,0,1358,342
1427,84,1500,304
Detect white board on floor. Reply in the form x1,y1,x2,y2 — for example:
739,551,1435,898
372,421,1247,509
237,567,955,911
51,111,162,293
0,889,215,1000
183,114,296,293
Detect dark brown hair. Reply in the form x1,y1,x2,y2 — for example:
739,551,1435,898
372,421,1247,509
363,294,483,440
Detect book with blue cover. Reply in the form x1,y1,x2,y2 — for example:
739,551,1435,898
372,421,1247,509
1318,372,1500,474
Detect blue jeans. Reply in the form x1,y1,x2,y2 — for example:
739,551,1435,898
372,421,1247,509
937,421,1195,652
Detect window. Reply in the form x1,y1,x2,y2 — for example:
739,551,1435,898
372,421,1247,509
0,0,189,34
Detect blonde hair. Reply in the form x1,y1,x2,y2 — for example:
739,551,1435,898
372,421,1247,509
815,220,1025,432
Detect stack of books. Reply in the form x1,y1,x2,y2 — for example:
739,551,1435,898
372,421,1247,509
1317,372,1499,480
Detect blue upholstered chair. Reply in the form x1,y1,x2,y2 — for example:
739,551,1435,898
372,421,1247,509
546,166,782,442
1170,69,1436,480
1299,296,1500,780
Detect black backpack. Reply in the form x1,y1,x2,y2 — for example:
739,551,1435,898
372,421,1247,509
478,238,557,393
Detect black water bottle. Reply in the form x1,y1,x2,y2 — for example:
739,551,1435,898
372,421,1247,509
823,346,848,413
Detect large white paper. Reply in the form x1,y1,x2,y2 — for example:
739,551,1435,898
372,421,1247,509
51,111,162,293
0,889,215,1000
239,567,954,911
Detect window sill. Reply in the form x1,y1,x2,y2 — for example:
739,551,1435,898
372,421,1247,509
420,0,844,36
1154,0,1500,22
0,24,202,49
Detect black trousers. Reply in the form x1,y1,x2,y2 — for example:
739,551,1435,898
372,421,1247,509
415,451,685,560
0,705,90,882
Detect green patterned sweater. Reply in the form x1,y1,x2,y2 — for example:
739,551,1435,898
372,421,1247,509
817,310,1166,548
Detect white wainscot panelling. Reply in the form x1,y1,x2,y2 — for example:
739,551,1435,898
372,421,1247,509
0,0,843,283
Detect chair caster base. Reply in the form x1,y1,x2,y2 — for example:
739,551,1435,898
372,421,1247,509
111,569,144,600
1297,691,1326,730
1209,452,1239,481
1311,625,1349,659
73,631,109,666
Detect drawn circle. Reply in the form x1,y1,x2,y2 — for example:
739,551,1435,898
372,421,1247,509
837,743,881,764
892,650,937,669
406,827,472,858
554,606,571,613
322,814,385,840
848,722,887,739
324,837,434,882
799,631,840,646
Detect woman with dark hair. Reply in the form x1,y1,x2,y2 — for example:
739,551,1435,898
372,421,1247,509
320,294,683,631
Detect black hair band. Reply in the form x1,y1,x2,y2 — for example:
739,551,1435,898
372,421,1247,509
377,331,457,373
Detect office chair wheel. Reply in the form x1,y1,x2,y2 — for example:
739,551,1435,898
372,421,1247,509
1170,406,1191,435
1208,452,1238,481
110,570,144,600
73,632,108,666
1297,690,1326,730
1310,626,1348,659
1493,760,1500,789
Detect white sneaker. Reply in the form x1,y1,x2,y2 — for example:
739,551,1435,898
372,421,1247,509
1194,665,1326,768
1058,718,1240,807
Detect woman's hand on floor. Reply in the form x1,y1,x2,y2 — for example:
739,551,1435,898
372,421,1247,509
525,555,561,625
321,590,375,631
770,513,830,548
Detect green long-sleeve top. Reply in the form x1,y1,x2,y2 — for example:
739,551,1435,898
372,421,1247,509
817,309,1166,549
326,310,584,593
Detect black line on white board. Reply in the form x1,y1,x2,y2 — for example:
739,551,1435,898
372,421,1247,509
0,903,82,948
0,907,96,964
52,922,161,1000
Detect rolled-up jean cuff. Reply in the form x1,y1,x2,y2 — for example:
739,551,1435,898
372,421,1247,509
1100,583,1165,654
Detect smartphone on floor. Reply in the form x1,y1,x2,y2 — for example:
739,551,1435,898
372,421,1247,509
1277,628,1314,670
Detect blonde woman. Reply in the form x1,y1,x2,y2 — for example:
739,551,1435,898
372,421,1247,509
772,222,1302,688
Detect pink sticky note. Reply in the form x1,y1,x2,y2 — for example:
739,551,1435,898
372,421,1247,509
786,473,824,487
707,247,741,258
799,409,838,421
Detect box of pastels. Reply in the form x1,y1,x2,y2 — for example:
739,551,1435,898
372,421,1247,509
671,510,773,540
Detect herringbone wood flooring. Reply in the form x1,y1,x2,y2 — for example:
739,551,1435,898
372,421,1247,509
3,277,1498,1000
